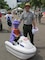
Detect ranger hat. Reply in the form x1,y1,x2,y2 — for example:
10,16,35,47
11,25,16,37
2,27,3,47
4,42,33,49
25,3,30,7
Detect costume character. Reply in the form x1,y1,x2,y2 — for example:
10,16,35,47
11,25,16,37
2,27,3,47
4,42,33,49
9,20,22,45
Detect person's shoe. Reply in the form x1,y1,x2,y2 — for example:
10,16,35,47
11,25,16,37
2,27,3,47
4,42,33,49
31,42,34,45
32,43,34,45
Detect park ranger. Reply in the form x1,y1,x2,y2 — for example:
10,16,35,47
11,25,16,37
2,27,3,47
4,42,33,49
20,3,36,45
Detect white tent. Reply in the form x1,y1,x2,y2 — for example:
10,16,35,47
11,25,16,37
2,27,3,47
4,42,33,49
12,7,23,14
17,7,23,10
13,7,23,11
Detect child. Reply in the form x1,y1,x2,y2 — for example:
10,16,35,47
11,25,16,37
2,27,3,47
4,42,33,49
5,11,13,32
9,20,22,45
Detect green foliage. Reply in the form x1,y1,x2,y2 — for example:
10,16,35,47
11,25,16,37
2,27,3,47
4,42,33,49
30,0,42,9
30,0,45,8
13,0,45,9
17,0,43,9
41,0,45,7
0,0,10,10
18,3,25,9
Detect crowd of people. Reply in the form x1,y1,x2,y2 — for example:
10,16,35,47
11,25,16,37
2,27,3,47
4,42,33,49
0,12,2,31
0,2,43,45
35,9,43,23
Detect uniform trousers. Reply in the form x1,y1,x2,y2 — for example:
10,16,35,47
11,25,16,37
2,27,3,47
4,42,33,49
23,24,34,44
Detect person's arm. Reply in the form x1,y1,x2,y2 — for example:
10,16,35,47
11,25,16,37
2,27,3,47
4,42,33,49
12,14,14,18
32,19,36,29
32,14,37,29
9,30,15,43
5,16,6,19
4,14,7,19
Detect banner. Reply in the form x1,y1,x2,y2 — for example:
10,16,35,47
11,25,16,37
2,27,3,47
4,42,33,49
17,0,29,2
17,0,21,2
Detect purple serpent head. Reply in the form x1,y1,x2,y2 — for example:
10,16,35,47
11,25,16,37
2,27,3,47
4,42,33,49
13,20,20,29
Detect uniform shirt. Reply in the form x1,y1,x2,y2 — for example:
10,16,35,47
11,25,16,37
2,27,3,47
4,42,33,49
20,11,35,25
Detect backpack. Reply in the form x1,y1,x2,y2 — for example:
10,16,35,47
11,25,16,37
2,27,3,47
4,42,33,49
7,16,12,26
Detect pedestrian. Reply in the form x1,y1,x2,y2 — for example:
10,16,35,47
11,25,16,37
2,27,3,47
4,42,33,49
20,3,37,45
0,12,3,31
5,10,13,32
0,12,2,18
38,9,42,23
34,10,38,22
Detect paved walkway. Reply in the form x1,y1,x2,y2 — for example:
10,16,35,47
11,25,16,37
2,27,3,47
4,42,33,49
0,15,45,60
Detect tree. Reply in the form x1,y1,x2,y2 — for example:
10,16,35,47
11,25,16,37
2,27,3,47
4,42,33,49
17,0,45,9
30,0,45,9
18,2,25,8
30,0,42,9
41,0,45,7
0,0,10,10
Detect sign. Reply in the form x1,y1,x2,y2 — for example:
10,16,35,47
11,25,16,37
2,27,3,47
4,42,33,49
17,0,29,2
17,0,21,2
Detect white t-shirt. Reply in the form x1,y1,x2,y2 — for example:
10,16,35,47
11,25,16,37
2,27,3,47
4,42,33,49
5,14,13,22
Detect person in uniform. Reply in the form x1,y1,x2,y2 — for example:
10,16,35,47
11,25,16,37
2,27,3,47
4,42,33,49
20,3,37,45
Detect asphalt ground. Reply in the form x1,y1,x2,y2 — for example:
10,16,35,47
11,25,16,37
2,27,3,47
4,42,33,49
0,15,45,60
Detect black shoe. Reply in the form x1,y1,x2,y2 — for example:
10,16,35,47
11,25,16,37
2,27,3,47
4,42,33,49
31,42,34,45
32,43,34,45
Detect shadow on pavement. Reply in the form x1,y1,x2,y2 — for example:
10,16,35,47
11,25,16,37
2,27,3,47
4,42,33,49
0,29,11,33
27,53,43,60
40,23,45,25
37,46,45,49
18,51,43,60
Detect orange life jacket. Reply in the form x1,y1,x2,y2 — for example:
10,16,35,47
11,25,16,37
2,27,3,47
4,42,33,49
13,29,20,35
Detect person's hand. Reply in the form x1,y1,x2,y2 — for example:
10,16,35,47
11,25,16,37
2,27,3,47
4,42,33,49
32,26,38,34
17,19,21,24
15,34,20,37
32,26,36,29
